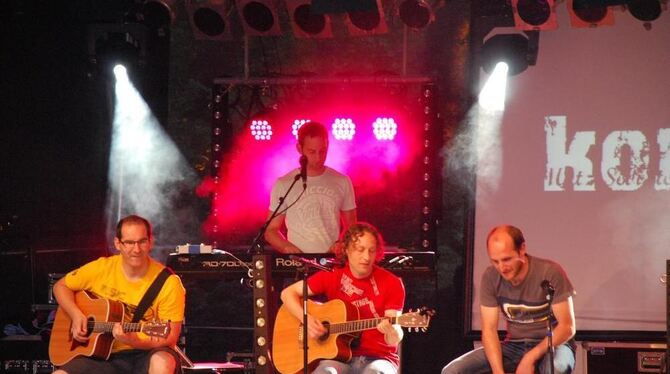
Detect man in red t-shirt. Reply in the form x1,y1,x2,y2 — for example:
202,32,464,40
280,222,406,373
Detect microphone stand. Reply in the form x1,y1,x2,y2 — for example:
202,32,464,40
300,264,309,374
246,170,303,373
294,257,330,374
545,287,556,374
249,173,303,254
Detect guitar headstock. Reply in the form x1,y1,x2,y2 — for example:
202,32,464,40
398,307,435,332
142,320,171,338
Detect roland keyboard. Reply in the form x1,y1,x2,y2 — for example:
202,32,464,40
166,251,435,278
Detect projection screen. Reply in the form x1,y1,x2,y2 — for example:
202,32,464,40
470,6,670,333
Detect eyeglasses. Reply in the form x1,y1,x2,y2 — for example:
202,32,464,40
120,238,150,248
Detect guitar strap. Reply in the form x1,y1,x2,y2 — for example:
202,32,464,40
132,267,174,323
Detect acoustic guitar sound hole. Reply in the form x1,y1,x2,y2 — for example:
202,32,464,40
319,321,331,341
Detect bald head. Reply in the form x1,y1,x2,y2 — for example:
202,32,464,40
486,225,525,253
486,225,528,284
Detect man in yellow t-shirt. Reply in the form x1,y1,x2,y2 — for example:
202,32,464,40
52,215,185,374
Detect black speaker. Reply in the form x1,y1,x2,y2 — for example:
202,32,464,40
182,327,254,363
179,276,254,362
585,342,666,374
0,250,32,326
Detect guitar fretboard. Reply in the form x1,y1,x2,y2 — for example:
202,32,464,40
328,316,397,335
88,321,144,333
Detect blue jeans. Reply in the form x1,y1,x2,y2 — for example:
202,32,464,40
441,340,575,374
313,356,397,374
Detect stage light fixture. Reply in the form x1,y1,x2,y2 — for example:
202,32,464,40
291,119,310,138
512,0,558,30
332,118,356,140
568,0,614,28
627,0,662,23
373,118,398,141
185,0,232,40
250,119,273,141
141,0,176,30
398,0,434,29
344,0,388,36
286,0,333,38
210,84,231,177
419,85,438,253
87,23,149,79
481,32,538,76
113,64,128,79
251,253,273,373
311,0,378,13
235,0,282,36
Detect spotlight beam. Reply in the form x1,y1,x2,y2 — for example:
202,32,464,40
479,62,508,112
106,70,197,248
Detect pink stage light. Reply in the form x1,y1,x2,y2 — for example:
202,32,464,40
199,86,426,245
250,119,273,141
332,118,356,140
372,117,397,141
291,119,311,139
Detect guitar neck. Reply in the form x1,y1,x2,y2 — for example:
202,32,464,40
89,321,145,334
329,316,397,335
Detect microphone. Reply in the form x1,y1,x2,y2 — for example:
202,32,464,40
299,155,307,187
289,255,333,272
388,256,402,264
541,280,555,297
318,257,341,267
397,256,413,265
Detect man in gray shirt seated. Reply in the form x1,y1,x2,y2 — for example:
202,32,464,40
442,224,576,374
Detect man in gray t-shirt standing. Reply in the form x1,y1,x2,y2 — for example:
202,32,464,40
265,121,357,254
442,225,576,374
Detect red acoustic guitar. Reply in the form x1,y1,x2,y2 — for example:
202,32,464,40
49,290,170,366
272,299,434,374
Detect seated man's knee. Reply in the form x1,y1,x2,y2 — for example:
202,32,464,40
552,361,573,374
312,360,350,374
361,367,394,374
149,350,177,374
313,366,343,374
361,360,396,374
441,361,465,374
441,347,487,374
549,347,574,374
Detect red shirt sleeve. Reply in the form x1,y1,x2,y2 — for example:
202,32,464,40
306,269,334,295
